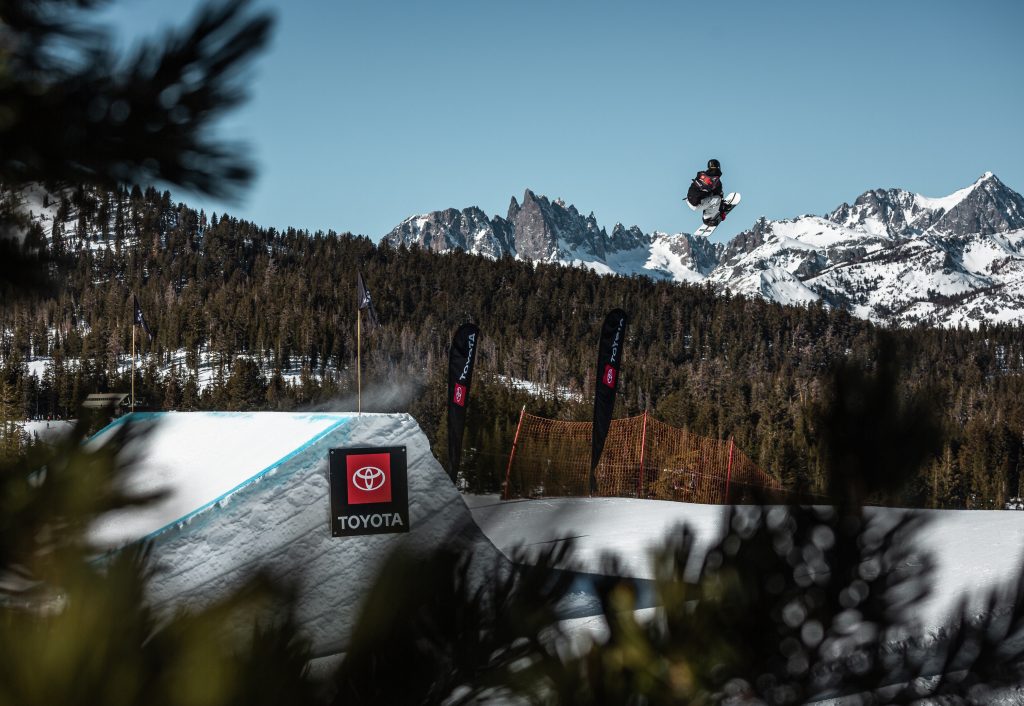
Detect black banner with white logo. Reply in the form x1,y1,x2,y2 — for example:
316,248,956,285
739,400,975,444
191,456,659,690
447,322,479,483
329,446,409,537
133,293,153,340
591,309,628,493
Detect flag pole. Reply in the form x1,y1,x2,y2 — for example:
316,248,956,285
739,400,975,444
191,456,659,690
357,307,362,415
131,322,136,413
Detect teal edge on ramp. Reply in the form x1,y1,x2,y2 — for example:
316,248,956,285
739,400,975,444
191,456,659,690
91,413,352,546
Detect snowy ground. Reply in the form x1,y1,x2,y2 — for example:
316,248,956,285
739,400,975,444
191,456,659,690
465,494,1024,633
86,411,1024,672
18,348,340,393
493,374,582,402
16,419,75,443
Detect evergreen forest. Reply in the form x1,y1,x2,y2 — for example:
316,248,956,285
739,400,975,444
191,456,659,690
2,184,1023,508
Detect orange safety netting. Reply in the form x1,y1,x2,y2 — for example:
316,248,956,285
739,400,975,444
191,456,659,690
502,411,781,504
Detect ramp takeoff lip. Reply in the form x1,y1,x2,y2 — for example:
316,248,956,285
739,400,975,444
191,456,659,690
138,416,352,544
88,412,354,547
100,413,509,658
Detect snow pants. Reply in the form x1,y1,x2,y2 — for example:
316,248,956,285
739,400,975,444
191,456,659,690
688,195,723,225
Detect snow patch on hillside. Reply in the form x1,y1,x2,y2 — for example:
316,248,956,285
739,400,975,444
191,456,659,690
571,238,702,283
646,235,708,282
495,375,582,402
772,217,863,248
961,238,1014,273
758,268,819,305
21,348,341,399
915,173,991,214
20,183,61,227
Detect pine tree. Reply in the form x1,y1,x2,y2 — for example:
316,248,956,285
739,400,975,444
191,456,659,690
226,358,266,411
0,3,330,704
0,378,24,458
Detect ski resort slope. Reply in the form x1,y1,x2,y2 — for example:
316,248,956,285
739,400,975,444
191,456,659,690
93,412,508,658
94,411,1024,662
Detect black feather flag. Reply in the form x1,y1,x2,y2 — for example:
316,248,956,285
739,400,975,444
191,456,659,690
356,271,379,328
133,294,153,340
591,308,628,494
447,323,480,484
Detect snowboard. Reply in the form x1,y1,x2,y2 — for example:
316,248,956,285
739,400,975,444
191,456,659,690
693,192,741,238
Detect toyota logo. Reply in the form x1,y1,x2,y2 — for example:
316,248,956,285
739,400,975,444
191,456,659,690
352,465,387,492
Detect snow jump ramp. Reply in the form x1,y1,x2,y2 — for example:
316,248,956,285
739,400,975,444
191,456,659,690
92,412,508,658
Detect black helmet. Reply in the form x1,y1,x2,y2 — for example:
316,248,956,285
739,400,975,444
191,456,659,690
706,158,722,176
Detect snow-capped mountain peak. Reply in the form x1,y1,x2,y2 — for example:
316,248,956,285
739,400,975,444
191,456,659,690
384,206,514,259
383,189,724,282
827,172,1024,239
725,174,1024,326
913,171,991,214
382,176,1024,329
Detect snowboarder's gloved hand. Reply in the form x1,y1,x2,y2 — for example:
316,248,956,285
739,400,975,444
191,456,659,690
718,209,727,221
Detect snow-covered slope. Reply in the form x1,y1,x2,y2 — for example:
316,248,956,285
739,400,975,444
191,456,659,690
90,413,1024,664
467,495,1024,632
383,174,1024,328
712,188,1024,327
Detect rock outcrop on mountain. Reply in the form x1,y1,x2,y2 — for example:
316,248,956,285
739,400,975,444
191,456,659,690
384,189,722,282
828,173,1024,238
383,206,513,259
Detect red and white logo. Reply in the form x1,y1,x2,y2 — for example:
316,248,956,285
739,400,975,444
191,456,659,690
347,452,392,505
603,364,617,388
453,382,467,407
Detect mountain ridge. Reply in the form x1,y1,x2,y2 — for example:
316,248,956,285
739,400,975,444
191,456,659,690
383,174,1024,328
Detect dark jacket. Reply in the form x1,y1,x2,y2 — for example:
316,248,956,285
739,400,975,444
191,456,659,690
686,171,724,207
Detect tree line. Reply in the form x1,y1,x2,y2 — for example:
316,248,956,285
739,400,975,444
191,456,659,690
2,183,1023,507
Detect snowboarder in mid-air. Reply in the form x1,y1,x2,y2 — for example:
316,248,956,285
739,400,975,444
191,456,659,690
686,158,740,237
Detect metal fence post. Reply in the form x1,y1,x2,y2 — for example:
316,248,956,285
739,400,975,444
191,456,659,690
725,436,735,504
502,405,527,500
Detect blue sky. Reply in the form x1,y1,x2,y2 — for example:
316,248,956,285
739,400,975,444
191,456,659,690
102,0,1024,243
